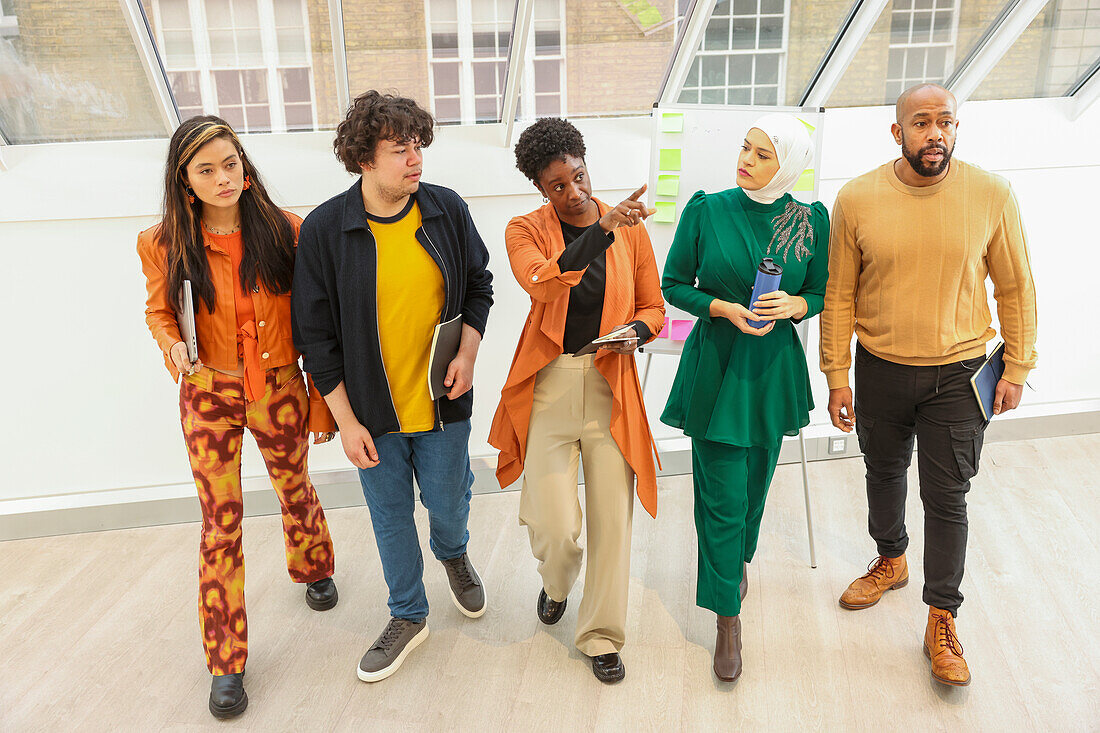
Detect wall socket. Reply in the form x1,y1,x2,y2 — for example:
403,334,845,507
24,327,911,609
828,437,847,455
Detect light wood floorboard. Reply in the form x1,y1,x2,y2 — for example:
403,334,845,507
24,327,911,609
1,434,1098,732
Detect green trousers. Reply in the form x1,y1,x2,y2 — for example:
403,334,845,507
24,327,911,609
691,437,782,616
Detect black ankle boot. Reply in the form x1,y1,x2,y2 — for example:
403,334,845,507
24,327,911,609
209,671,247,719
306,577,339,611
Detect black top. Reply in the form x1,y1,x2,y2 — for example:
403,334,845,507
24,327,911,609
556,219,653,355
292,179,494,436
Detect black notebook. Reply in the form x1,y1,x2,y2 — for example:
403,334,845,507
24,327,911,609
428,315,463,400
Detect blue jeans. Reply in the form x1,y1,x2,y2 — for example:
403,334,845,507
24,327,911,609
357,419,474,621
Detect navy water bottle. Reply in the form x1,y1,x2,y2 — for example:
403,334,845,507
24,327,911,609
747,257,783,329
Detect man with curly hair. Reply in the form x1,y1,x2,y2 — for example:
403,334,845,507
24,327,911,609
489,117,665,683
292,90,494,682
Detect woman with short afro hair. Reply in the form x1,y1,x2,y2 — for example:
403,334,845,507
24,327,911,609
488,117,665,684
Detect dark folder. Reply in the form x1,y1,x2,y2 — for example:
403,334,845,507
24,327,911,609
970,341,1006,422
428,315,463,400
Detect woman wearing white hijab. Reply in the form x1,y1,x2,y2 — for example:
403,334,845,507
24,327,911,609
660,113,829,682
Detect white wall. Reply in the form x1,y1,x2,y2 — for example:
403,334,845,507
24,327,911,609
1,97,1097,516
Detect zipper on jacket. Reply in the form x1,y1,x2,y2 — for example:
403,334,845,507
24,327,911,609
420,226,450,433
367,228,400,428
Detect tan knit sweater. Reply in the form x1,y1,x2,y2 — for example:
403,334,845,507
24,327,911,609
820,159,1037,388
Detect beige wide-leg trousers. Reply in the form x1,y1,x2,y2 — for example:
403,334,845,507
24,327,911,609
519,354,635,657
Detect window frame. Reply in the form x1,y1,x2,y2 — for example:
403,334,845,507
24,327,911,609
150,0,319,133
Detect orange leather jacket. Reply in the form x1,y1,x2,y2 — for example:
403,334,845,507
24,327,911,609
137,212,335,432
488,200,666,517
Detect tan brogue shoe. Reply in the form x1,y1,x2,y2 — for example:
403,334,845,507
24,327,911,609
713,615,742,682
838,554,909,610
924,606,971,686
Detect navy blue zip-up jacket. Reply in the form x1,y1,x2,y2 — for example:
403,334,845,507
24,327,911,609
291,178,494,436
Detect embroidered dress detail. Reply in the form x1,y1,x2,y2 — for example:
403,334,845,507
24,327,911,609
767,201,813,263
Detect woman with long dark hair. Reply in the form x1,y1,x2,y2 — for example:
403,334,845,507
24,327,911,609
137,116,338,719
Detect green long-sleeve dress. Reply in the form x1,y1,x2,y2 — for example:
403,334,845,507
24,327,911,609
660,187,830,615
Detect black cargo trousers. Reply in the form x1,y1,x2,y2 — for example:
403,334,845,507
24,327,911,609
853,342,986,616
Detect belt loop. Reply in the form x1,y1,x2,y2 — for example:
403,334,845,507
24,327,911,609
935,365,941,394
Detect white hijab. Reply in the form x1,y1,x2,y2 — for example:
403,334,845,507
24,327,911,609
741,113,815,205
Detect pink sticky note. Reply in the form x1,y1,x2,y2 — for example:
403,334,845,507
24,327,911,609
671,319,693,340
658,317,670,338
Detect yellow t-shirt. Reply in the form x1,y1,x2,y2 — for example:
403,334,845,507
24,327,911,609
368,201,445,433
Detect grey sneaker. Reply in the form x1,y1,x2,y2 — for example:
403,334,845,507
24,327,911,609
441,553,486,618
356,618,429,682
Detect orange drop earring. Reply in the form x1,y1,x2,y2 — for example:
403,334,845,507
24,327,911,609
186,187,196,204
242,175,252,191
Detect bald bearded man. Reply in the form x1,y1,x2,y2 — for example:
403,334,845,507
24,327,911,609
820,84,1038,686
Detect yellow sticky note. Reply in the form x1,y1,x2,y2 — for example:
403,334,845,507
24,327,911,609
656,174,679,197
793,168,815,192
660,113,684,133
636,6,663,25
654,201,677,223
798,117,816,135
658,148,681,171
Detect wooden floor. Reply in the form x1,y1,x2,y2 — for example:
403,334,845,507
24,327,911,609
2,433,1098,732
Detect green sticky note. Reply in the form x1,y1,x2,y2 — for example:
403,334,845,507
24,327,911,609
636,6,663,26
656,174,680,197
654,201,677,223
658,148,681,171
798,117,816,135
793,168,815,192
660,113,684,133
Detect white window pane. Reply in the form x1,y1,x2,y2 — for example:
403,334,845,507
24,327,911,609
280,67,311,103
754,85,777,105
729,54,751,83
434,97,461,123
273,0,303,27
534,58,559,93
475,95,498,120
209,29,236,65
759,16,782,48
205,0,231,28
233,0,260,27
432,63,460,95
221,105,245,129
704,18,730,50
912,11,932,43
926,47,947,78
160,0,192,29
164,30,196,67
931,10,952,43
245,104,270,131
534,0,559,21
277,29,308,64
285,103,313,130
430,0,458,24
169,71,202,108
237,29,263,64
432,30,459,57
756,53,779,84
471,0,495,24
732,17,756,49
891,11,910,43
473,62,498,95
733,0,756,15
534,93,558,116
888,47,905,78
242,69,267,102
215,70,242,104
702,55,726,86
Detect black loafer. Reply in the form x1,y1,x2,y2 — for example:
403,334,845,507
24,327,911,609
209,671,247,719
537,589,567,625
306,577,338,611
591,653,625,684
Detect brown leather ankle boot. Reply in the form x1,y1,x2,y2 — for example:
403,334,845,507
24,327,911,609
924,606,970,686
839,554,908,610
713,615,742,682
